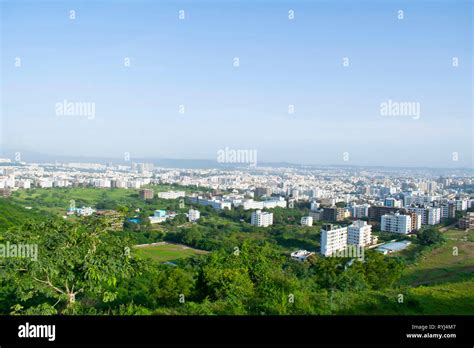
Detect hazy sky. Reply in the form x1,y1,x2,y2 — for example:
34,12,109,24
1,0,472,167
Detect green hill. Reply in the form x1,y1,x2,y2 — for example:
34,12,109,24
0,198,46,230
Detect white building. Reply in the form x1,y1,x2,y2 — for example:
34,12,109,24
406,207,441,225
237,197,287,210
290,250,315,262
384,198,401,208
301,216,313,226
188,196,232,210
188,208,200,222
76,206,96,216
320,225,348,256
158,191,186,200
454,199,468,211
347,220,372,246
381,213,411,234
149,216,166,224
251,210,273,227
349,204,369,218
310,201,320,211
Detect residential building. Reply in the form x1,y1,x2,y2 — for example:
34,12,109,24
188,209,200,222
188,196,232,210
157,191,186,200
290,250,315,262
384,197,401,208
368,206,400,223
405,211,422,231
349,204,369,219
251,210,273,227
406,207,441,225
301,216,313,226
320,224,348,256
381,213,411,234
347,220,372,246
459,212,474,230
322,207,346,222
139,189,154,200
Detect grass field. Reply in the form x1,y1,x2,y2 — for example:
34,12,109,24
10,187,138,216
9,187,188,217
135,242,208,262
398,229,474,286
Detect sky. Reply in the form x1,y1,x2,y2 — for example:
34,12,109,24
1,0,473,168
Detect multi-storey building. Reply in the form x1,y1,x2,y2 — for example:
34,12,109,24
322,207,346,222
440,203,456,219
381,213,411,234
139,189,154,200
459,212,474,230
301,216,313,226
368,206,400,222
349,204,369,219
406,207,441,225
384,198,401,208
157,191,185,200
405,211,422,231
251,210,273,227
320,224,348,256
347,220,372,246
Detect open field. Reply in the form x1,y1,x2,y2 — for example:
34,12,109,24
398,229,474,286
135,242,208,262
10,187,139,216
9,187,188,217
338,280,474,315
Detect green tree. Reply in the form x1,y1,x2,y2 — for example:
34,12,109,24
0,219,143,314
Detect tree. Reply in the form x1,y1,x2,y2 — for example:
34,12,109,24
0,218,143,314
417,228,445,246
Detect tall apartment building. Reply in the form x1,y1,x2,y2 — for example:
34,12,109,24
459,212,474,230
406,211,422,231
251,210,273,227
440,203,456,219
347,220,372,246
454,199,468,211
406,207,441,225
309,210,322,221
139,189,154,200
320,224,348,256
349,204,369,219
384,198,401,208
368,206,399,222
322,207,346,222
381,213,411,234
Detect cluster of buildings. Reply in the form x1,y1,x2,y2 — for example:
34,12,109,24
320,221,376,257
148,208,201,224
1,157,473,237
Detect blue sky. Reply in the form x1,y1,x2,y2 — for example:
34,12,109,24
1,0,472,167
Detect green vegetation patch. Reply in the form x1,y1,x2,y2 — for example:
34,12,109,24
135,242,208,263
